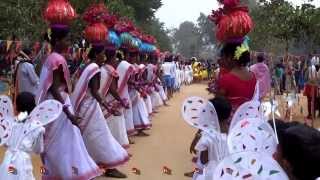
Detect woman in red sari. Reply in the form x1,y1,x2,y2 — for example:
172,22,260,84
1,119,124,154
215,42,257,123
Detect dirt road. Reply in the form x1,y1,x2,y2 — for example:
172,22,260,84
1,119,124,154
0,83,318,180
0,84,210,180
99,84,211,180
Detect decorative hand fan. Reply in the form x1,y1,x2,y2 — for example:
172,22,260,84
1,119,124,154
0,95,14,145
229,100,261,132
28,100,63,126
213,151,289,180
181,96,221,137
227,118,278,155
0,96,62,146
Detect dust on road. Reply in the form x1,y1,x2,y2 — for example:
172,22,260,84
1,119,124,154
0,84,210,180
1,83,318,180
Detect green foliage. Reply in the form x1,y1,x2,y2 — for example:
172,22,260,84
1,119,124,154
197,13,215,46
250,0,320,54
146,18,172,51
122,0,162,24
172,13,216,59
0,0,46,41
173,21,202,58
0,0,172,51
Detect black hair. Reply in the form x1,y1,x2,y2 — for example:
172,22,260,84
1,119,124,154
139,53,146,62
22,48,32,56
164,55,173,62
116,51,124,61
209,96,232,122
129,51,138,58
105,49,116,61
257,53,265,63
174,55,180,62
282,124,320,180
16,92,36,114
49,27,69,47
88,46,104,60
268,120,320,180
220,42,250,67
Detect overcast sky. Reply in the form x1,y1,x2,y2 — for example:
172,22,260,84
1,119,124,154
156,0,320,28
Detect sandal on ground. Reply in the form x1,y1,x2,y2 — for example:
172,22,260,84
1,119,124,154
104,169,127,178
184,171,194,178
136,131,150,137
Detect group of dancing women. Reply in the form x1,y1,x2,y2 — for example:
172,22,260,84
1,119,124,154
0,1,187,179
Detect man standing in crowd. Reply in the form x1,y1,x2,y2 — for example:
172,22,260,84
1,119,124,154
14,48,39,97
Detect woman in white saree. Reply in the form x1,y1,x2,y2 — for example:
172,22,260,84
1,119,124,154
100,48,130,149
72,46,129,178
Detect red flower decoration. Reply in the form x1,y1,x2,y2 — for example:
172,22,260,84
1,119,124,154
83,3,109,24
209,6,253,42
130,27,142,38
83,3,109,44
142,35,157,44
104,14,118,29
44,0,77,26
114,18,134,33
84,23,108,45
131,167,141,175
163,166,172,175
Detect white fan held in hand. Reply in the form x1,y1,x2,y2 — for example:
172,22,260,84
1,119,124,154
181,96,221,138
227,118,278,156
229,100,262,132
0,95,63,146
213,151,289,180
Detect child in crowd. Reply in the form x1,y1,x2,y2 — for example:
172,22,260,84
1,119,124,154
0,92,61,180
183,96,232,179
269,120,320,180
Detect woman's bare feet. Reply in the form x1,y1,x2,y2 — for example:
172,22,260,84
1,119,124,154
136,130,150,137
129,137,135,144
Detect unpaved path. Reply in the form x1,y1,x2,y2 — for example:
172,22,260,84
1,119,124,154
1,83,318,180
0,84,210,180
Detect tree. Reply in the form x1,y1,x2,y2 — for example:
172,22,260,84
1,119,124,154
173,21,202,58
0,0,172,52
249,0,320,54
197,13,216,46
0,0,46,41
122,0,162,25
147,18,172,51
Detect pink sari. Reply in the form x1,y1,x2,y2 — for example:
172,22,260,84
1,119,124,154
37,53,101,180
250,63,271,98
72,63,129,169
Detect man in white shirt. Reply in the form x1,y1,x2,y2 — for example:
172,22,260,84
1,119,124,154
161,55,174,99
14,49,39,96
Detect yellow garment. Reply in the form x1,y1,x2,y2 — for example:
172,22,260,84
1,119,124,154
193,67,200,77
200,70,208,79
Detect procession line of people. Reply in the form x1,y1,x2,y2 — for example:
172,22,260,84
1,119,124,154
0,1,191,180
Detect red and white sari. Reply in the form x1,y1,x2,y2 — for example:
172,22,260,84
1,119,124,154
36,52,101,180
129,64,151,130
117,60,136,135
147,63,164,109
100,64,129,148
71,63,129,169
139,64,153,115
